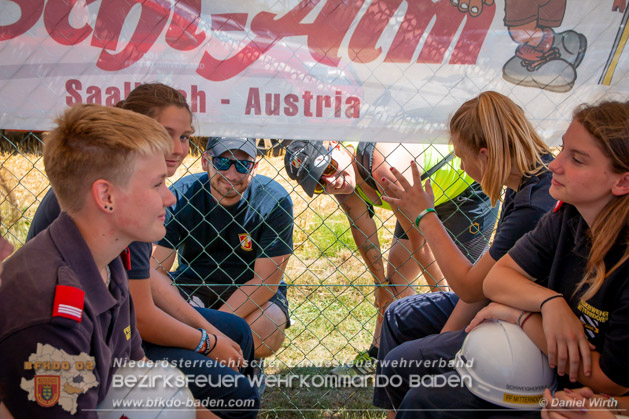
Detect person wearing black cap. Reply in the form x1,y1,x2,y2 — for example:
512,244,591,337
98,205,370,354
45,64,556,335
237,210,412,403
152,137,294,361
284,140,496,375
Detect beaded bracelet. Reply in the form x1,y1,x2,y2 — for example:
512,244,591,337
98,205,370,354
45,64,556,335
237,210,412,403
195,328,208,353
415,208,436,228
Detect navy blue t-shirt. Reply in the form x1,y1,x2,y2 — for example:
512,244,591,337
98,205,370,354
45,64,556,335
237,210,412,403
509,204,629,388
26,188,151,279
157,173,294,308
488,155,556,261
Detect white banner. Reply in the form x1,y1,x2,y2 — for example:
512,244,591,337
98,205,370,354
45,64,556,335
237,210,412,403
0,0,627,144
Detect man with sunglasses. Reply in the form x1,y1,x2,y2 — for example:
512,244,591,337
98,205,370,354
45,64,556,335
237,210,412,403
152,137,293,364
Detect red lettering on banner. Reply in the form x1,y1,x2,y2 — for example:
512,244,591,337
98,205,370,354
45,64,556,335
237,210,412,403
245,87,360,119
197,0,316,82
66,79,83,105
349,0,401,63
166,0,205,51
350,0,495,64
245,88,261,115
190,85,206,113
211,13,248,32
44,0,94,45
86,85,102,104
66,80,215,110
104,87,122,106
3,1,493,80
0,0,44,40
305,0,365,66
284,94,299,116
92,0,170,71
302,91,313,117
197,0,365,81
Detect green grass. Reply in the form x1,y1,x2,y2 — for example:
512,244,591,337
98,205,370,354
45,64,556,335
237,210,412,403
2,152,429,418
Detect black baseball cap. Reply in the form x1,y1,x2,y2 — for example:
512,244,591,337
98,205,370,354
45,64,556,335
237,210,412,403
284,141,331,197
206,137,258,159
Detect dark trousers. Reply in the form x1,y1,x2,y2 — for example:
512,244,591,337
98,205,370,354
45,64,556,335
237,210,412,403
374,291,459,409
143,308,259,419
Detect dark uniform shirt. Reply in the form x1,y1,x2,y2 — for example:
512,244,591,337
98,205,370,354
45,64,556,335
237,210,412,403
489,154,556,260
26,188,151,279
0,212,144,418
157,173,294,308
509,203,629,388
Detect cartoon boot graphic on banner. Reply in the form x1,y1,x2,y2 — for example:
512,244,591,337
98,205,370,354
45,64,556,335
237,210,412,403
501,0,586,93
450,0,589,92
453,0,629,92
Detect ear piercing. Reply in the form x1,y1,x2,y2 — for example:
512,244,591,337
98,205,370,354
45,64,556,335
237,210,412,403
104,205,113,211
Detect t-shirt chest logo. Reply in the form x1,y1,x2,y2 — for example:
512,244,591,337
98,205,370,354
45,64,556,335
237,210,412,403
238,233,253,251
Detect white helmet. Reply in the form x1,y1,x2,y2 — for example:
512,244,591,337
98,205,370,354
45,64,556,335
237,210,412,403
97,360,195,419
455,320,557,409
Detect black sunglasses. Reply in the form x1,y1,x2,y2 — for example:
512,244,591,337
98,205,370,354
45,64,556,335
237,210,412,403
204,153,255,174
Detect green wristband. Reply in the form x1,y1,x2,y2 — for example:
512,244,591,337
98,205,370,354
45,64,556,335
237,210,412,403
415,208,436,228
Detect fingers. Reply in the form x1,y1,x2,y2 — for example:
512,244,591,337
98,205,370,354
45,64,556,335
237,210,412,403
409,160,422,188
380,175,405,197
574,387,594,398
541,388,553,419
555,340,568,377
465,311,486,332
566,340,580,382
579,338,592,377
388,165,413,191
547,335,557,369
424,178,433,196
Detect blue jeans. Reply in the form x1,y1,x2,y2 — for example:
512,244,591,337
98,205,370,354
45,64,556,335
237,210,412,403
143,308,259,419
374,291,459,409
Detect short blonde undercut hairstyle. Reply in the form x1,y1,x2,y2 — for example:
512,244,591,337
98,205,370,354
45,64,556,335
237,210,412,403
449,91,551,206
44,104,172,214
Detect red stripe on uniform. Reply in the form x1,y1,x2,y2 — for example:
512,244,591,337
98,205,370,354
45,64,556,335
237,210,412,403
53,285,84,322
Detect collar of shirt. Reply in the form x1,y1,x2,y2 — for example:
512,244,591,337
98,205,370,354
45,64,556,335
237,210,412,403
49,212,126,315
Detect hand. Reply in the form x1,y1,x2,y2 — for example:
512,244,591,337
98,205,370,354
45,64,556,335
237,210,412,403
465,302,522,332
450,0,494,17
541,297,592,382
541,388,617,419
381,161,435,226
612,0,627,13
208,334,245,372
374,285,396,324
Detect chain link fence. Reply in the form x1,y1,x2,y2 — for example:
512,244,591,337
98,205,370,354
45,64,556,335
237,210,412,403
1,131,496,416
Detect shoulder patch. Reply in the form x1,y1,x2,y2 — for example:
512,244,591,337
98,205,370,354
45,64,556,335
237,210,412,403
22,343,97,414
52,285,84,322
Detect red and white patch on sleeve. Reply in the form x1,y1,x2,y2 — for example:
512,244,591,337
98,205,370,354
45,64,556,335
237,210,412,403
52,285,85,322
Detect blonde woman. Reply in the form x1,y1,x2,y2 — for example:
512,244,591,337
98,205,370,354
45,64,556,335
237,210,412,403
388,100,629,417
376,91,556,412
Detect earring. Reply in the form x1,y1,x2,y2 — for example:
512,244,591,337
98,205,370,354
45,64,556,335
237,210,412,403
104,205,113,211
